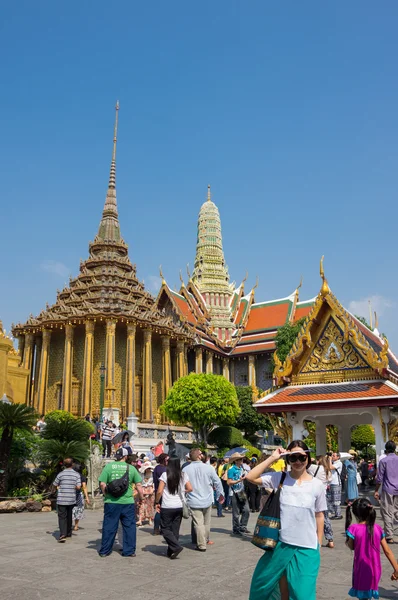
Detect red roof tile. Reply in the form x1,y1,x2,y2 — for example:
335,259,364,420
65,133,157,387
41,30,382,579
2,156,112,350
294,305,313,322
256,381,397,408
246,301,291,332
171,292,197,325
231,341,276,355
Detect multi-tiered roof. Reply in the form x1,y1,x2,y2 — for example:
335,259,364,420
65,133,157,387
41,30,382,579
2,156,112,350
13,105,192,340
156,188,314,356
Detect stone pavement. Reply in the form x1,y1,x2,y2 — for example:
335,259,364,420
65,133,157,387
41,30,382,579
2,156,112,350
1,508,398,600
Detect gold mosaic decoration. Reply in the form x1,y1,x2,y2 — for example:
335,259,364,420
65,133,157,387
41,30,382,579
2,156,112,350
301,319,369,373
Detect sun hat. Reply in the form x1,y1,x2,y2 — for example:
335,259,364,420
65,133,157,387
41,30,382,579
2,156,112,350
115,447,129,461
228,452,246,463
139,461,154,473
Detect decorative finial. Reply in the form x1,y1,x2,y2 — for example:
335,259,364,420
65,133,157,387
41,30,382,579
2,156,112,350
242,272,248,285
297,275,303,291
368,299,373,329
374,311,379,329
159,265,165,285
320,256,330,297
186,263,191,280
207,184,211,202
253,276,259,291
179,270,185,286
108,101,119,190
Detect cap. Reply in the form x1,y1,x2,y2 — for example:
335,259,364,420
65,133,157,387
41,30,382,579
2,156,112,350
115,447,129,461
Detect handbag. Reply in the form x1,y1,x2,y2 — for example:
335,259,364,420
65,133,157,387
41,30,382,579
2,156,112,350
178,485,190,519
251,472,287,551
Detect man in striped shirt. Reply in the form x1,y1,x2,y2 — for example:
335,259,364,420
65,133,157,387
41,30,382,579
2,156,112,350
53,458,81,542
101,420,114,458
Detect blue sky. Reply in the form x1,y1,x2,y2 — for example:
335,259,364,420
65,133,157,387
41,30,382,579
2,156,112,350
1,2,398,347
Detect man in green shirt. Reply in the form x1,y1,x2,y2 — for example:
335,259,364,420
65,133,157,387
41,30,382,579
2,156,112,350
98,447,143,557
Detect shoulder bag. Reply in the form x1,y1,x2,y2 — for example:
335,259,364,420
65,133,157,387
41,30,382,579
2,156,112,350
178,482,190,519
251,472,287,551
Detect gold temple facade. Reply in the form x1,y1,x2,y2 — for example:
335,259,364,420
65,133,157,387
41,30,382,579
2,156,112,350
11,104,193,421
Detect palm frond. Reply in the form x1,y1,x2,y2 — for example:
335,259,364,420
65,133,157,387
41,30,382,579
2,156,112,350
0,403,38,431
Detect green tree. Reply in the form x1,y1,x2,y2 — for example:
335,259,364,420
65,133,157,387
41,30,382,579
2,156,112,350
161,373,240,444
234,386,272,440
39,439,90,469
40,412,94,470
208,426,244,448
351,425,375,451
275,318,306,363
0,403,38,496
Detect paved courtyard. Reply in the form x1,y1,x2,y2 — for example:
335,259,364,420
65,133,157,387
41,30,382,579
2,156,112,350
1,508,398,599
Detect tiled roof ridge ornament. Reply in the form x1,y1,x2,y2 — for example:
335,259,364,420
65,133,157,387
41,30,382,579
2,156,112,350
320,255,330,297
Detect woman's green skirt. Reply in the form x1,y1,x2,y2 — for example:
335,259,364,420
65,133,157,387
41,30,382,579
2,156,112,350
249,541,321,600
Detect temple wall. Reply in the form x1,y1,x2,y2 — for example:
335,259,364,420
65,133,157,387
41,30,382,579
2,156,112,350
256,355,273,391
152,340,162,419
115,326,126,410
92,323,106,414
73,327,85,413
47,332,65,411
234,358,248,386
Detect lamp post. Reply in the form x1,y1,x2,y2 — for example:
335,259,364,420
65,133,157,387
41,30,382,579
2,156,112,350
99,364,106,421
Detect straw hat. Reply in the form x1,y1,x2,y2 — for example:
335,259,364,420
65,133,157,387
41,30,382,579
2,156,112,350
228,452,245,463
139,461,154,473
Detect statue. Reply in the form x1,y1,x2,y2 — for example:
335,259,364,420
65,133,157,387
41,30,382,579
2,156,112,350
166,430,177,458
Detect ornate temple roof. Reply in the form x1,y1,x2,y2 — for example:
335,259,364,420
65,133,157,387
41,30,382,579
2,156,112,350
255,258,398,412
12,105,193,340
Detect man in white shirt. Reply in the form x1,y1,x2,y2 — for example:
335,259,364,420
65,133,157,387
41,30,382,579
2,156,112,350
328,452,343,520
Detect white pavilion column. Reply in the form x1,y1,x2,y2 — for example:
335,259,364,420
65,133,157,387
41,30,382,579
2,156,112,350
315,420,327,456
373,408,390,463
337,422,352,453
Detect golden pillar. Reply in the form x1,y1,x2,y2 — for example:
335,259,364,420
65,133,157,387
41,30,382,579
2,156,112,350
142,329,152,422
161,335,172,401
32,336,42,409
176,341,185,379
22,333,34,371
230,360,235,385
82,321,95,417
62,324,74,412
248,355,256,386
206,351,213,374
126,323,136,415
184,344,188,376
37,329,51,415
223,357,230,380
105,320,117,407
17,335,25,364
195,347,203,373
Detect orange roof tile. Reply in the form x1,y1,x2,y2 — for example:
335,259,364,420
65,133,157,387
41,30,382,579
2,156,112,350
246,301,291,332
171,292,197,325
231,341,276,355
256,381,397,408
294,305,313,322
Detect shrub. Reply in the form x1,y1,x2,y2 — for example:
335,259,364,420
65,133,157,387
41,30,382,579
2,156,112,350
242,440,261,458
207,426,244,449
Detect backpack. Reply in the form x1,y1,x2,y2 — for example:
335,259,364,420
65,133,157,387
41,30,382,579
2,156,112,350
339,463,347,484
107,465,130,498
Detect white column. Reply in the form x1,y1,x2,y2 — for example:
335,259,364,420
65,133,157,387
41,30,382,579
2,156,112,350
287,412,305,441
315,421,327,456
372,410,388,464
337,422,352,453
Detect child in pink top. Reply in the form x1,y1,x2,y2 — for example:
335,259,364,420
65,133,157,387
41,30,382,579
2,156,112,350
346,498,398,598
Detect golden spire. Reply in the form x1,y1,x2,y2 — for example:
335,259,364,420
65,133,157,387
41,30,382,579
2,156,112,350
368,299,373,329
207,184,211,202
186,264,191,280
320,256,330,296
108,100,119,190
159,265,165,285
98,102,120,240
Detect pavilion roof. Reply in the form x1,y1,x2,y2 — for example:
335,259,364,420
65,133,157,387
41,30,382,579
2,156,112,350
254,380,398,412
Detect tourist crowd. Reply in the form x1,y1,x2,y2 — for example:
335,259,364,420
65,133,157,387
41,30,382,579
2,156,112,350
52,434,398,600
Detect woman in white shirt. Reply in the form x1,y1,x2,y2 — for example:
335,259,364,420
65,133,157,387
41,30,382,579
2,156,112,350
155,457,192,559
247,440,327,600
308,455,334,548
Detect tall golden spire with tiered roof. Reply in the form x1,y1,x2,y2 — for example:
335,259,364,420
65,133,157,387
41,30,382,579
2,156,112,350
98,101,120,242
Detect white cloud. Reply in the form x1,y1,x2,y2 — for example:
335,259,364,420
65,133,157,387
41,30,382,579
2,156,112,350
146,275,162,295
40,260,70,278
349,295,395,320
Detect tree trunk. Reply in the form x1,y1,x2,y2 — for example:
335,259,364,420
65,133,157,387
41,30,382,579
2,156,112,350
0,428,12,497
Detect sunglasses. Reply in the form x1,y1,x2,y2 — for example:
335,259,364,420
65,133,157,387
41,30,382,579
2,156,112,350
288,454,307,464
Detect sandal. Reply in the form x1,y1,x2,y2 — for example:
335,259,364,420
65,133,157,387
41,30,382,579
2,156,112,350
326,541,334,548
